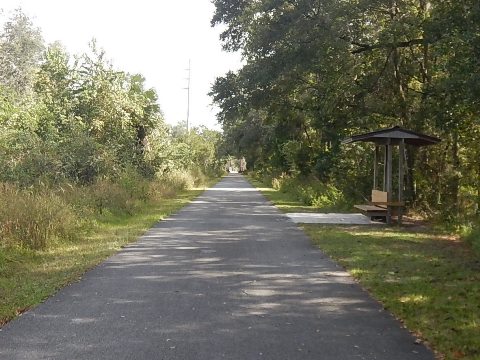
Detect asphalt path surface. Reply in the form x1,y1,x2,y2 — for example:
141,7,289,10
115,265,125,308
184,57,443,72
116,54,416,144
0,174,435,359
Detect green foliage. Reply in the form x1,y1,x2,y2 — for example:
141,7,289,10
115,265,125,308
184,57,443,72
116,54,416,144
159,170,196,191
0,10,224,184
166,123,225,176
0,11,224,252
0,9,44,96
463,224,480,254
211,0,480,225
253,172,349,211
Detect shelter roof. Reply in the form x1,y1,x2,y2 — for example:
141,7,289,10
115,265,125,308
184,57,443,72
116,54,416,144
342,126,441,146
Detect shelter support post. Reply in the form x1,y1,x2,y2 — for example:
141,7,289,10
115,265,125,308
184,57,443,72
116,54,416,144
374,146,379,189
383,146,388,191
386,140,393,225
398,139,405,225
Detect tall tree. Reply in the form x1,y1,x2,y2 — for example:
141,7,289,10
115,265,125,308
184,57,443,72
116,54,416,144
211,0,480,220
0,9,44,96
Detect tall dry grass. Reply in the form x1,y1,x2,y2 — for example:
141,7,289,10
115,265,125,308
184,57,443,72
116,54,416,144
0,183,79,250
0,169,207,250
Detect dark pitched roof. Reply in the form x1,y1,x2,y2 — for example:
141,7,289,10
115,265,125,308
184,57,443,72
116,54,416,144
342,126,441,146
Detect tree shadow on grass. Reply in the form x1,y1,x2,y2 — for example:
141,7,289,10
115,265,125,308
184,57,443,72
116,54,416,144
304,225,480,359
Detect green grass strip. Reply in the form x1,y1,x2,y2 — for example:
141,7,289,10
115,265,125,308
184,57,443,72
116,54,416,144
248,176,480,360
304,226,480,360
0,183,216,326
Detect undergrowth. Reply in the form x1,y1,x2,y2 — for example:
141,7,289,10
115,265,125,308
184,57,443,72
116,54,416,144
249,171,351,212
0,169,210,250
0,170,219,325
462,223,480,254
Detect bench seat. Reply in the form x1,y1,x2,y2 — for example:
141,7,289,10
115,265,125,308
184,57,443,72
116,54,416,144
354,204,388,217
354,190,405,221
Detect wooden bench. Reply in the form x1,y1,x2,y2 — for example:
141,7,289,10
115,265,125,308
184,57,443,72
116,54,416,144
355,190,405,222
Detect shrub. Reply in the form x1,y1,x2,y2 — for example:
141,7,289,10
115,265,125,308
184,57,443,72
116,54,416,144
463,224,480,254
117,167,149,202
89,180,138,216
0,166,214,251
257,172,349,211
271,176,283,190
147,180,176,201
82,167,154,216
159,170,195,191
0,184,79,250
189,168,208,187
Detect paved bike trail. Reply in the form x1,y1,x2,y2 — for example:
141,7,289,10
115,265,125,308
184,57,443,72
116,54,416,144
0,174,434,359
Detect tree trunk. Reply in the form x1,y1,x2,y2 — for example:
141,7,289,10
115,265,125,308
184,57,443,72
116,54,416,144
136,125,147,155
392,48,409,126
449,131,460,218
477,152,480,215
405,146,417,204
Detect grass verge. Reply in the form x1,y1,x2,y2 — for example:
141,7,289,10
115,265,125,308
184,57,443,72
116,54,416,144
247,176,480,360
304,226,480,360
0,182,216,326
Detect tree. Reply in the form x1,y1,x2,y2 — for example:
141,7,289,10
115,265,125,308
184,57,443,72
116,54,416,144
0,9,44,96
211,0,480,221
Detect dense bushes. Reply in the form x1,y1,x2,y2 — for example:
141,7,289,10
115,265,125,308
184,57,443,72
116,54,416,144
0,11,224,251
463,225,480,254
0,169,210,250
255,172,349,211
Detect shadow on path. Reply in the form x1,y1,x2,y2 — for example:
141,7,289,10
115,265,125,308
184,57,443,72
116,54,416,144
0,174,434,360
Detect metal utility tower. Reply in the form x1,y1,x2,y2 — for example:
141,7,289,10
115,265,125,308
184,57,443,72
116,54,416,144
185,59,191,132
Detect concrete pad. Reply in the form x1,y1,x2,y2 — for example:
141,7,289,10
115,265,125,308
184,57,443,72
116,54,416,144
286,212,382,225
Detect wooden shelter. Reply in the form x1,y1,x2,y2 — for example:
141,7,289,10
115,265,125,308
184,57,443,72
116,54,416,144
342,126,441,224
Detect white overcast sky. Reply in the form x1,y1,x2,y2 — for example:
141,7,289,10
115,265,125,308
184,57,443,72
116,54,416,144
1,0,242,129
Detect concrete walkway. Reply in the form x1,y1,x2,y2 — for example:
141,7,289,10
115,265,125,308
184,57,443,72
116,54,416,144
286,212,381,225
0,174,434,359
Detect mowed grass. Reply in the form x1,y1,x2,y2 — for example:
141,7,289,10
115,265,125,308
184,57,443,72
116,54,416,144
248,176,480,360
304,226,480,360
0,185,212,326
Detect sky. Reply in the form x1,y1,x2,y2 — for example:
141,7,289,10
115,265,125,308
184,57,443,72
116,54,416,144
0,0,243,129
